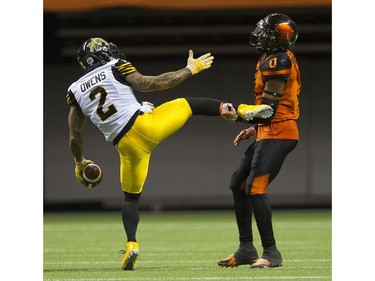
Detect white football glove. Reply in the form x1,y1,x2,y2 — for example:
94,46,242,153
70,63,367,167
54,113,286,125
140,101,155,113
186,50,214,75
233,127,257,146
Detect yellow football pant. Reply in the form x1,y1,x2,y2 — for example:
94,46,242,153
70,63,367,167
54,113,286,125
116,98,192,194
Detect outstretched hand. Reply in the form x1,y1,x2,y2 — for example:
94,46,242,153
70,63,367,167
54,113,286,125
186,50,214,75
233,127,257,146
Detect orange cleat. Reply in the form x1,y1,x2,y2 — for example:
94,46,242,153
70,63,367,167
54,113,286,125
217,254,239,267
250,257,282,268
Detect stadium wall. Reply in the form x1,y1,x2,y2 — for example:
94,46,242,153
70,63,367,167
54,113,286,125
44,56,331,211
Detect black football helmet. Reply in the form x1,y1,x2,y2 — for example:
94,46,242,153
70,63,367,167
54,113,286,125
250,13,298,53
77,38,125,72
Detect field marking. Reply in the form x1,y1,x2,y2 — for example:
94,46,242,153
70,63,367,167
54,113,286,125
44,260,332,270
44,258,331,265
44,276,331,281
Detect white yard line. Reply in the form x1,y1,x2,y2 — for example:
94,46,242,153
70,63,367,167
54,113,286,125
44,276,331,281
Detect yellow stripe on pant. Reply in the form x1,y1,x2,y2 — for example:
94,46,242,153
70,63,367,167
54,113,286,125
116,98,193,194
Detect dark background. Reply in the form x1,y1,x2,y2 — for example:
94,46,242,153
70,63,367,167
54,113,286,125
44,6,331,211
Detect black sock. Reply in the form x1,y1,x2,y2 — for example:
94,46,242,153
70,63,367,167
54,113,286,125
232,188,254,245
122,192,141,242
251,194,275,248
185,97,221,115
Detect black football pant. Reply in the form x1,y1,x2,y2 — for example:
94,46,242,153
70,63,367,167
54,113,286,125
229,139,297,248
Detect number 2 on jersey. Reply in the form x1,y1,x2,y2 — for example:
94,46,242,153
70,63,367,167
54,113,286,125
89,86,118,121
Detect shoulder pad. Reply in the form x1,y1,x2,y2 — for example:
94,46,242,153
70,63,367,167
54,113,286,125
260,52,291,71
260,52,292,81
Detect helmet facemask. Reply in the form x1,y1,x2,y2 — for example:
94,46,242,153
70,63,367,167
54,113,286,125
250,20,277,53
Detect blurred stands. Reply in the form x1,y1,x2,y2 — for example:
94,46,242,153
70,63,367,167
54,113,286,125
44,5,331,64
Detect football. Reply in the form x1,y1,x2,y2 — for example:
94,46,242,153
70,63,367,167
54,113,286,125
82,163,103,188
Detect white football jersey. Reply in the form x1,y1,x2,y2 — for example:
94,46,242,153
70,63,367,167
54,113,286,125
67,59,141,142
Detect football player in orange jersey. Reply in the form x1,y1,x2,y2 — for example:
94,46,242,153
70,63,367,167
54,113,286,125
217,13,301,268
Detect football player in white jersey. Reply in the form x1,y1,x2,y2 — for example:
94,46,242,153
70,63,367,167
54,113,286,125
66,38,273,270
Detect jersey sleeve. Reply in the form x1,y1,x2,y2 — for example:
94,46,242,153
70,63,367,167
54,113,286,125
66,90,75,106
260,52,292,82
66,90,82,112
112,59,138,84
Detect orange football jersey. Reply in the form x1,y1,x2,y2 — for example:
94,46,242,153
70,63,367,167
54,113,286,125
254,50,301,140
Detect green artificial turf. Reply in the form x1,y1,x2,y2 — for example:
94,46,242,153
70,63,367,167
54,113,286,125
44,209,331,280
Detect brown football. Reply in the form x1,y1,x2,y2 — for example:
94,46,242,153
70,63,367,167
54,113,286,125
82,163,103,186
